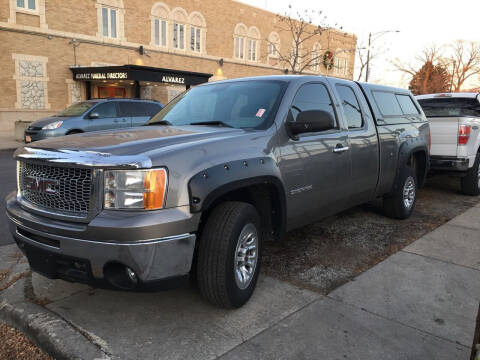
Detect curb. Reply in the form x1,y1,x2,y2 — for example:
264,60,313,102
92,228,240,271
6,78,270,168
0,299,109,360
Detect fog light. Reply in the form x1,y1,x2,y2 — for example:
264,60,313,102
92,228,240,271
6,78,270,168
126,267,138,284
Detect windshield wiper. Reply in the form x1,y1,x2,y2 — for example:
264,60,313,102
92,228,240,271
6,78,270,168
190,121,233,128
146,120,171,126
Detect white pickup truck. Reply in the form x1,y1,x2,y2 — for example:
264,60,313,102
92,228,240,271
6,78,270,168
417,93,480,195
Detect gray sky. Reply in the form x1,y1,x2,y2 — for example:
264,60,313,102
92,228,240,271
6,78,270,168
238,0,480,87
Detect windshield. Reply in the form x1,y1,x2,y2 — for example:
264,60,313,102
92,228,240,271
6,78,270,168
147,80,287,130
418,97,480,118
56,101,98,117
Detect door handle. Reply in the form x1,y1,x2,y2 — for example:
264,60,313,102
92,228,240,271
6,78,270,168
333,144,349,153
114,119,119,123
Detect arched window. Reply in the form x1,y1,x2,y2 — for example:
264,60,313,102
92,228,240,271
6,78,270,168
151,2,170,48
312,43,321,72
233,23,247,60
267,32,280,58
188,11,206,53
170,7,188,50
247,27,260,62
335,48,348,76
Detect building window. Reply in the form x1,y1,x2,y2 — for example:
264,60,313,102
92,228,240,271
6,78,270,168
335,57,347,76
247,39,257,61
312,43,321,72
102,7,117,38
233,23,248,60
154,18,167,47
247,27,260,62
96,0,125,41
190,26,201,52
188,12,206,54
16,0,35,10
12,54,50,110
151,2,169,48
173,23,185,49
234,36,245,59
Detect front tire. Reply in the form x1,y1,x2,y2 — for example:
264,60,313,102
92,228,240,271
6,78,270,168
460,152,480,196
197,201,262,308
383,165,417,219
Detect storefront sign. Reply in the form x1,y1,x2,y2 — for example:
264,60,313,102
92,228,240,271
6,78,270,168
161,75,185,84
75,72,128,80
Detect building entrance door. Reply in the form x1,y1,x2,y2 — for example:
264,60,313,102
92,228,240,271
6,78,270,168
98,87,126,98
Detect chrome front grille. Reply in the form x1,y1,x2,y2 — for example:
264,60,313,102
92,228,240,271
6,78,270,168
18,161,93,216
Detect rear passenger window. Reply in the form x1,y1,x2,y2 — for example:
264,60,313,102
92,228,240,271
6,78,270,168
336,85,363,129
291,83,337,127
396,95,419,115
144,103,162,116
373,91,403,116
118,102,140,117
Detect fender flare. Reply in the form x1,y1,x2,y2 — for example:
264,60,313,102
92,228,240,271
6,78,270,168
188,157,286,214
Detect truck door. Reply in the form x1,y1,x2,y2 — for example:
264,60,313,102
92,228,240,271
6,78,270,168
277,82,351,229
328,78,379,206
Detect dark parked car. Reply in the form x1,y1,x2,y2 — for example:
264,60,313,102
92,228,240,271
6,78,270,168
7,76,429,309
24,98,163,143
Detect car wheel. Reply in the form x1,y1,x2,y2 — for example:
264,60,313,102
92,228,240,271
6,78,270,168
383,165,417,219
197,201,262,308
66,130,82,135
460,152,480,196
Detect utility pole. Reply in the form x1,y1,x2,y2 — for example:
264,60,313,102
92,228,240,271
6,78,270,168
364,30,400,82
450,60,456,92
365,32,372,82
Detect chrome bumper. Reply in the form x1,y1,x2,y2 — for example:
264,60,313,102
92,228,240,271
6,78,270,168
6,192,198,283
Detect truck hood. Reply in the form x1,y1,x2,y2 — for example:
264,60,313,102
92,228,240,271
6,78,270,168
16,125,253,166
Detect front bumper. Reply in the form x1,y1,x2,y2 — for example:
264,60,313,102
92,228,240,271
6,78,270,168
429,156,470,172
24,128,67,143
6,192,199,285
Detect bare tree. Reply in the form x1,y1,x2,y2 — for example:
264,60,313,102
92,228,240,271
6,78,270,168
448,41,480,92
265,6,338,74
392,45,444,77
355,41,384,81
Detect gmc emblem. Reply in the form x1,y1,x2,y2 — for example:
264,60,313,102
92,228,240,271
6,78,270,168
23,176,58,194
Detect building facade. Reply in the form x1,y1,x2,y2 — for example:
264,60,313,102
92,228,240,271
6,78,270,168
0,0,357,135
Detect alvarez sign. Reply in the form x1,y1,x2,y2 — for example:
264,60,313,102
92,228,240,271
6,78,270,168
161,76,185,84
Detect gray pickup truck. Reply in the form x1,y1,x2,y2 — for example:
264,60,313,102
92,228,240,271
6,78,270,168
6,76,429,308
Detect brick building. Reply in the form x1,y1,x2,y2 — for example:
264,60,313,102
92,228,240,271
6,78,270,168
0,0,356,136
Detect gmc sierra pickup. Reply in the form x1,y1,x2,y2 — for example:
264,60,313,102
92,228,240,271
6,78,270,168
6,76,429,308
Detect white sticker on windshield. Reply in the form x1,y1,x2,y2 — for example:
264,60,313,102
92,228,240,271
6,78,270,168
256,108,266,117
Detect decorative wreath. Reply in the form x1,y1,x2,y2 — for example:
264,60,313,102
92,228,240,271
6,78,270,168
323,50,334,70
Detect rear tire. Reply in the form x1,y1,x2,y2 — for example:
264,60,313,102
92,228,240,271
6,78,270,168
383,165,417,219
66,130,82,135
197,201,262,308
460,152,480,196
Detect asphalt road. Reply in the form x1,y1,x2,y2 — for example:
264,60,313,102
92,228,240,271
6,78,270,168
0,150,16,246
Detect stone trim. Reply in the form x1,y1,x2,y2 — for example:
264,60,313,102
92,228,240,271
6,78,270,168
8,0,48,29
12,53,50,110
65,79,83,106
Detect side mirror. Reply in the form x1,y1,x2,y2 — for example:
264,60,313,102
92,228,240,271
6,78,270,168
286,110,335,138
89,112,99,119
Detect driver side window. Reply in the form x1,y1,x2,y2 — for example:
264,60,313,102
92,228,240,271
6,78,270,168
291,83,337,127
91,102,117,118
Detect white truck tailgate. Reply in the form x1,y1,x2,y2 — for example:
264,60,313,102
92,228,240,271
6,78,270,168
428,117,458,156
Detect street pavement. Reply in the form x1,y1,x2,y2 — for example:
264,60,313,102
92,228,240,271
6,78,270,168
1,204,478,359
0,150,16,246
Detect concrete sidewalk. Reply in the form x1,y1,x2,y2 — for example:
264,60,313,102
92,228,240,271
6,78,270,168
0,132,23,151
1,204,479,359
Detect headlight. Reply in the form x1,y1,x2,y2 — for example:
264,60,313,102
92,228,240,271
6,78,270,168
42,120,63,130
104,169,168,210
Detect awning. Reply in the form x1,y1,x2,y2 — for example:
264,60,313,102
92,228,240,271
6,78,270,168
70,65,212,86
